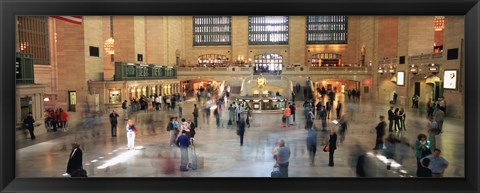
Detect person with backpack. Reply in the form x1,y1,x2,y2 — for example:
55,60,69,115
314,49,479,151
176,130,191,171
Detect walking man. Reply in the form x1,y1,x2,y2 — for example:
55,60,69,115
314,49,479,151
373,115,387,150
23,112,36,139
275,139,291,177
428,116,440,150
192,104,199,129
306,121,317,165
388,106,395,132
176,130,191,171
237,117,246,146
336,101,343,119
109,109,120,137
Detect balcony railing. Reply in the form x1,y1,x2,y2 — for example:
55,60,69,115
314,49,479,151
408,52,444,64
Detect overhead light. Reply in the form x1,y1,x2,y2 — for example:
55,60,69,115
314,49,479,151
43,97,50,102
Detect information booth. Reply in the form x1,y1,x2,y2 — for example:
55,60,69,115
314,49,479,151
236,95,288,113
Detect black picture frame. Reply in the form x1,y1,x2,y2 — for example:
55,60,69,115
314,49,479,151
443,69,459,90
1,0,479,193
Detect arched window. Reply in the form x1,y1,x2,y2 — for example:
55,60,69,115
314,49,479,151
253,54,283,75
311,53,342,67
197,54,228,67
306,16,348,44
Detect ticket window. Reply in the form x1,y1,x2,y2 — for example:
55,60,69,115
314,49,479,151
20,96,33,121
109,89,121,104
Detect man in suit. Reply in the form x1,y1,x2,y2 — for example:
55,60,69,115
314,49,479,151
388,106,395,132
373,116,387,150
109,109,120,137
66,142,83,176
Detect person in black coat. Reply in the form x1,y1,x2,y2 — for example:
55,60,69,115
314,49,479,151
66,142,83,176
373,116,387,150
394,108,400,131
109,109,120,137
417,157,433,177
387,106,395,132
328,130,338,166
23,112,36,139
237,118,246,146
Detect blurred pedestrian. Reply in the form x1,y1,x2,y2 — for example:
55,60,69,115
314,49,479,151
237,117,246,146
23,112,36,139
428,116,440,150
338,116,348,144
192,104,199,128
214,107,220,128
328,130,337,167
109,109,119,137
275,139,291,177
373,116,387,150
59,108,69,132
320,105,327,131
306,121,318,166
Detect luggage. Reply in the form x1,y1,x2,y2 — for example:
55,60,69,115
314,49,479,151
271,167,282,178
190,144,198,170
70,168,88,177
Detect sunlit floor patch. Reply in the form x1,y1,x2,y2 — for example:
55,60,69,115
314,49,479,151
97,150,140,169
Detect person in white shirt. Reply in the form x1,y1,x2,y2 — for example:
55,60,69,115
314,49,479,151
421,148,448,177
126,120,136,150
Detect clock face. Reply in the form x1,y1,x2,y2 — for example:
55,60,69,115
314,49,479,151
257,77,266,86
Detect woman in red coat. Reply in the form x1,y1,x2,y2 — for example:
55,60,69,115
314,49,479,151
59,108,69,131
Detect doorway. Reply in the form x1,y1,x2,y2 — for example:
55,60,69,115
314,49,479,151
414,82,420,96
68,91,77,112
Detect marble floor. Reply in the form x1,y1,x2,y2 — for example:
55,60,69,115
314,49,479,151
16,95,465,178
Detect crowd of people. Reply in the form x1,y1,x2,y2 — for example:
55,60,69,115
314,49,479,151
56,82,452,178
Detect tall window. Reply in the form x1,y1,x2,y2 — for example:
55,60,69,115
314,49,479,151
306,16,348,44
433,16,444,53
249,16,289,45
193,16,231,46
17,16,50,64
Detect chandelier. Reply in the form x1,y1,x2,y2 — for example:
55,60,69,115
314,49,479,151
104,37,115,55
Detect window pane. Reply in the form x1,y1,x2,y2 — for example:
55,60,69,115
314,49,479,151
306,16,348,44
17,16,50,64
249,16,289,45
193,16,232,46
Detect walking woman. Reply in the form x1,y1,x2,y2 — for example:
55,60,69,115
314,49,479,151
126,120,136,150
328,130,337,167
415,134,431,176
